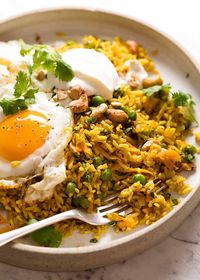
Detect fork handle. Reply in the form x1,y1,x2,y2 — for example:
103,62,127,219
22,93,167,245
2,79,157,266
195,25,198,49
0,209,80,247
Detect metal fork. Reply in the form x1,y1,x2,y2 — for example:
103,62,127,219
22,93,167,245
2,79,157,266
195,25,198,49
0,193,133,247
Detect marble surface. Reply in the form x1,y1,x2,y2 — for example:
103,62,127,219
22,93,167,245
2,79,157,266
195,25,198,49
0,0,200,279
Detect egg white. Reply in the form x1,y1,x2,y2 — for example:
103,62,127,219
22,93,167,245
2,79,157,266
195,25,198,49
0,92,73,202
0,92,72,178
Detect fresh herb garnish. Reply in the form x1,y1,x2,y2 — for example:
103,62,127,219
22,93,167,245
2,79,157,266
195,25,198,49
113,88,124,98
20,40,74,81
142,83,171,97
0,98,27,115
0,71,38,115
172,198,179,206
31,226,62,248
172,91,198,124
143,83,198,125
87,117,96,124
90,238,98,243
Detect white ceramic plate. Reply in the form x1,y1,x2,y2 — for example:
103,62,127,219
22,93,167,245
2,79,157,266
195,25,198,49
0,8,200,271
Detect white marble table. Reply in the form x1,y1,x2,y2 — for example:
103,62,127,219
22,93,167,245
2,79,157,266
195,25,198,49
0,0,199,279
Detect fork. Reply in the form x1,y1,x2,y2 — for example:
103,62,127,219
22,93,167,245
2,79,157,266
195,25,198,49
0,193,133,247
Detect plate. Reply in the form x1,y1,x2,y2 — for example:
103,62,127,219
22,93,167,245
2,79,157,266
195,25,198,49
0,8,199,271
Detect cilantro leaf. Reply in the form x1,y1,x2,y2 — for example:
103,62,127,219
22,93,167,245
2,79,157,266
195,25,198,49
20,40,44,56
31,226,62,248
142,83,171,97
172,91,198,124
55,59,74,81
20,40,33,56
0,98,28,115
172,91,190,107
24,88,38,103
14,71,31,97
0,71,38,115
32,49,57,72
20,40,74,81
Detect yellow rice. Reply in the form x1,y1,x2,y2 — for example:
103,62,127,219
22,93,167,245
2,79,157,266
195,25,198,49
0,36,195,241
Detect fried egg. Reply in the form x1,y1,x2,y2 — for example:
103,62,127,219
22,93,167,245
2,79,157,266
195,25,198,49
0,41,74,203
0,92,73,203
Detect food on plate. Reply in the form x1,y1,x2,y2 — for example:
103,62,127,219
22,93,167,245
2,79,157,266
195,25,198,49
0,36,198,247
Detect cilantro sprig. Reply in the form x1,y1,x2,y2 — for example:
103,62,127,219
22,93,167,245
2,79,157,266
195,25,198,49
0,71,38,115
20,40,74,81
142,83,198,125
172,91,198,125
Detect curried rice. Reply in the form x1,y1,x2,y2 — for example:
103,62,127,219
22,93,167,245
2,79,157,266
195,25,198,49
0,36,197,245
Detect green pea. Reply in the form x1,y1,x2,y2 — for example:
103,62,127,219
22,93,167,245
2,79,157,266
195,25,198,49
66,182,76,194
93,156,103,167
79,197,90,209
91,95,105,107
128,111,137,121
100,168,112,181
131,174,146,185
72,197,80,207
31,226,62,248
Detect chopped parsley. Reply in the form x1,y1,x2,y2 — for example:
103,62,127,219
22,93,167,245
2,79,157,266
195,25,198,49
20,40,74,81
0,71,38,115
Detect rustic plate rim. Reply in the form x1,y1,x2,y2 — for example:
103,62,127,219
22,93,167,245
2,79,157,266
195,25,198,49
0,7,199,255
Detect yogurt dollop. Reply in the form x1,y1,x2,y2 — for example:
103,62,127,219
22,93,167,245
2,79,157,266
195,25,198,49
0,42,120,100
34,48,119,100
62,48,119,100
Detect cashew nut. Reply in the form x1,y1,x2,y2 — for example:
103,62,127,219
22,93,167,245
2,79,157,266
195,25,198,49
129,73,140,89
106,109,128,123
69,92,88,113
54,89,69,101
67,85,84,100
90,103,108,119
143,70,163,88
36,71,46,81
111,101,122,108
126,40,138,55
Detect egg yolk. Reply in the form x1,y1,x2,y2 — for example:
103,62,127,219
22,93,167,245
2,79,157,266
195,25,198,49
0,110,51,161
